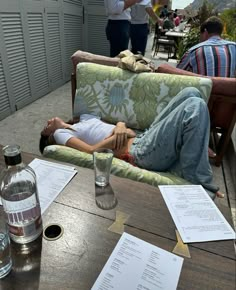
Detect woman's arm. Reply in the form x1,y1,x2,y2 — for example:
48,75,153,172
65,135,116,154
107,0,140,14
145,7,161,25
124,0,141,10
108,121,136,150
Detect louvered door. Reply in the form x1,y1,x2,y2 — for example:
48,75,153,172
0,0,109,120
45,8,64,88
0,11,32,111
63,0,83,80
0,54,11,121
25,7,50,98
84,0,109,56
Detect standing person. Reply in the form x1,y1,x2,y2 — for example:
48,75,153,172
130,1,161,55
104,0,141,57
177,16,236,77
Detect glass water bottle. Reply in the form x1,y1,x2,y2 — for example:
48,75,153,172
0,145,42,244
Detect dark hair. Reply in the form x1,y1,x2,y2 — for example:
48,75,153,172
39,135,50,154
200,16,223,35
167,11,173,18
160,11,165,18
174,12,177,18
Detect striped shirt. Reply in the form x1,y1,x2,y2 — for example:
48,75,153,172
177,36,236,78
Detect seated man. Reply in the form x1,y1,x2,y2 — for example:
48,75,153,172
40,87,223,198
177,16,236,77
163,11,174,30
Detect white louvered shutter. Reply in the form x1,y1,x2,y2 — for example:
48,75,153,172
0,54,11,121
46,9,64,89
27,11,50,98
84,0,109,56
1,12,32,110
63,0,83,80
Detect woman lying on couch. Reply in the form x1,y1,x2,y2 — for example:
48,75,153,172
40,87,223,198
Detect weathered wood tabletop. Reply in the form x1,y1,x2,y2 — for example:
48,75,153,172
0,148,235,290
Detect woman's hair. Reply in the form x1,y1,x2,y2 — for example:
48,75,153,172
39,134,50,154
200,16,223,35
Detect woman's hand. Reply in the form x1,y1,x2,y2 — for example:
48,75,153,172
105,122,136,150
112,122,128,150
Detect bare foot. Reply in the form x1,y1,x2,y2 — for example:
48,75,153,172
216,191,225,198
208,147,216,158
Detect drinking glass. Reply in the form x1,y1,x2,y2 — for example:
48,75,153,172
93,149,114,187
0,218,12,279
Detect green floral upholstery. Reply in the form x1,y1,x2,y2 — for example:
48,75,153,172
43,145,190,187
43,62,213,191
74,63,212,130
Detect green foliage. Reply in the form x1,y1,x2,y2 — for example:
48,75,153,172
177,2,236,59
178,28,200,59
220,8,236,41
197,1,216,25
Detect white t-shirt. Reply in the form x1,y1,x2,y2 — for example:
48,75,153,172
104,0,131,20
53,114,115,145
131,2,152,24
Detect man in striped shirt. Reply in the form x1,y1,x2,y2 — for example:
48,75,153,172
177,16,236,78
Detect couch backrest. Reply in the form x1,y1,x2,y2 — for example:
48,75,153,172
74,63,213,130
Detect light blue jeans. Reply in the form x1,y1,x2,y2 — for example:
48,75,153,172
130,87,219,195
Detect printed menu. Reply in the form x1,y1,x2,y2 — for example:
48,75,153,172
92,232,183,290
159,185,235,243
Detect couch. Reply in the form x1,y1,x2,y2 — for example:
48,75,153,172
71,51,236,166
43,50,216,198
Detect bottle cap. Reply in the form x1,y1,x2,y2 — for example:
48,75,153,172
3,145,22,166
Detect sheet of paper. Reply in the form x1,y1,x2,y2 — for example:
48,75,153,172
138,0,151,5
29,158,77,214
159,185,235,243
92,232,183,290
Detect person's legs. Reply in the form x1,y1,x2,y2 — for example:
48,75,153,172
130,23,149,55
130,87,219,193
106,20,130,57
150,87,203,125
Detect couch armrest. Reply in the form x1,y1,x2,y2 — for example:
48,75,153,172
156,64,236,98
71,50,119,73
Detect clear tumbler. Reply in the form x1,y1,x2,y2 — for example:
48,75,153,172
93,149,114,187
0,218,12,279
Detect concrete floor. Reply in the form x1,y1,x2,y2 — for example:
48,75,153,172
0,33,235,231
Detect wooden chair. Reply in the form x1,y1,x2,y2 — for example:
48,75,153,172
152,24,175,60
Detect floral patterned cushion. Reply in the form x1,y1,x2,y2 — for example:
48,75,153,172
43,145,190,187
74,63,212,130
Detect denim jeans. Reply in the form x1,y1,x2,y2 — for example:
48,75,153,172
130,87,219,195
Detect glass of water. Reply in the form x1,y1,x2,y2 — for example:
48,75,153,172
0,218,12,279
93,149,114,187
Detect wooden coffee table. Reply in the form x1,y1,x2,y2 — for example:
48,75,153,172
0,148,235,289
